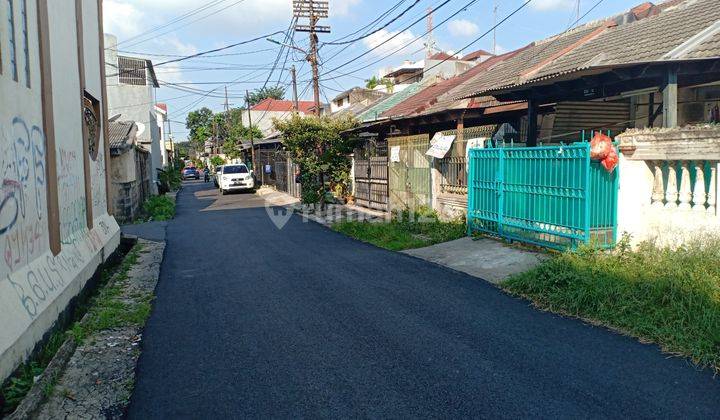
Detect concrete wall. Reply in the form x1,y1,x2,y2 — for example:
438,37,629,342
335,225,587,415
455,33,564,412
0,0,121,384
111,148,151,222
104,34,161,191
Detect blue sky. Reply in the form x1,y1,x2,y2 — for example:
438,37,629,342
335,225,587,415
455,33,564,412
103,0,639,140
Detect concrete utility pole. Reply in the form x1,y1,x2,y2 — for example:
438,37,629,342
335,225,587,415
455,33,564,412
293,0,329,117
291,64,299,113
246,90,256,169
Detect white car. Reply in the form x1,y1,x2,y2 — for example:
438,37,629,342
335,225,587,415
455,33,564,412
218,164,255,194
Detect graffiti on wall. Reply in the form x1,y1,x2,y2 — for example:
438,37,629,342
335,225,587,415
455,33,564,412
0,117,48,273
91,147,107,215
57,147,87,243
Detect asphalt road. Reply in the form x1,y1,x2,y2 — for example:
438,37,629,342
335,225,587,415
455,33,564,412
128,181,720,418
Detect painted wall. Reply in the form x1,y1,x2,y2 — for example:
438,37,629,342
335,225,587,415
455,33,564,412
0,0,120,384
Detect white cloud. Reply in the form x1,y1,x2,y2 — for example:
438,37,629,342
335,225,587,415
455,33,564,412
103,0,146,39
332,0,361,16
363,29,423,57
529,0,575,11
448,19,479,37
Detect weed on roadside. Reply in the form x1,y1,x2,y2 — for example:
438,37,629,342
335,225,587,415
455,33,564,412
504,237,720,372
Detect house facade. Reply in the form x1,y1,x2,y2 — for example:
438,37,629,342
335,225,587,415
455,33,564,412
104,34,162,194
0,0,121,384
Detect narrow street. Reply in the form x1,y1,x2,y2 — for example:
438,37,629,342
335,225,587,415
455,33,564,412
127,181,719,418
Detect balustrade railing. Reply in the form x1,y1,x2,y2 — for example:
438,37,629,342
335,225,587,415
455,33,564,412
649,160,717,214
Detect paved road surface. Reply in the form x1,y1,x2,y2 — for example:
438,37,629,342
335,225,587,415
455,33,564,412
128,181,720,418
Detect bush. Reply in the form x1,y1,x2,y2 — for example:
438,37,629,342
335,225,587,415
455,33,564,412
504,237,720,372
142,195,175,221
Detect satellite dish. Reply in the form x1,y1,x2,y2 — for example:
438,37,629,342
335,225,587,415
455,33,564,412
135,122,146,137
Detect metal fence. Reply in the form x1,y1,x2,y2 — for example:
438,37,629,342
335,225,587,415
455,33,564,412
354,156,388,211
438,125,498,196
388,134,431,211
467,142,618,249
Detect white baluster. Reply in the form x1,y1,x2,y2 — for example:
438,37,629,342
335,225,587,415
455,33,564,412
693,161,707,211
678,161,692,210
665,163,678,209
708,164,717,215
651,161,665,207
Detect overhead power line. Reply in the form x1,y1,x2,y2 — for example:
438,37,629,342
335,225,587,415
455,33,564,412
106,30,286,78
118,0,250,50
320,0,421,46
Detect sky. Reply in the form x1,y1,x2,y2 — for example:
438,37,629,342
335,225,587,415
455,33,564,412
103,0,641,141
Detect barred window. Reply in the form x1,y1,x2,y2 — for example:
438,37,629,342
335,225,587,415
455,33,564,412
118,56,147,85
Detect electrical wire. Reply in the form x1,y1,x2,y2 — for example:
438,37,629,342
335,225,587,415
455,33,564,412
321,0,421,46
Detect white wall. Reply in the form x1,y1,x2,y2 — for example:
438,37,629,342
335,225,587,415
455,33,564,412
0,0,120,384
104,34,161,191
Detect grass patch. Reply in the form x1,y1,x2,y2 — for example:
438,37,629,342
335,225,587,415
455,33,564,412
141,195,176,222
0,243,145,416
332,209,466,251
503,236,720,372
71,244,152,342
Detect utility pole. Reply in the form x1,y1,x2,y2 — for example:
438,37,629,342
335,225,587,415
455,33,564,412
294,0,329,117
246,90,256,169
291,65,299,113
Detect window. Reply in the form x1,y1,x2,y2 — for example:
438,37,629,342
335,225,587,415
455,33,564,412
20,0,28,86
118,56,147,85
223,165,248,174
6,0,17,81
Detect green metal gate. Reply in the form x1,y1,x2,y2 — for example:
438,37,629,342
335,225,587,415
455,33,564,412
388,134,432,211
467,143,618,249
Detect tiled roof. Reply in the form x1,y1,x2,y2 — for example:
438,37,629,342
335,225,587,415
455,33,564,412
109,121,136,154
466,0,720,97
250,98,317,114
332,93,389,118
356,83,424,122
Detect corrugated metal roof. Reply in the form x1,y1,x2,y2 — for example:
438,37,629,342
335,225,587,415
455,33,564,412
468,0,720,97
109,121,136,154
356,83,424,122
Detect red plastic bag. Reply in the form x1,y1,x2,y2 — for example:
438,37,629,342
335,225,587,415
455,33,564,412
590,132,612,161
601,148,619,173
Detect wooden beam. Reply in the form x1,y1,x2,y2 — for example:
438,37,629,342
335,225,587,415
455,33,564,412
663,66,678,128
526,98,538,147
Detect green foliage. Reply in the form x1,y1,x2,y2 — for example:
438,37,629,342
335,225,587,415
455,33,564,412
504,238,720,373
209,155,226,167
158,169,182,191
142,195,176,222
332,209,465,251
273,114,359,205
247,86,286,106
365,75,393,92
185,107,214,150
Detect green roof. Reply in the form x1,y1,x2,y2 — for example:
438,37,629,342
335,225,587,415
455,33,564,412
357,83,423,123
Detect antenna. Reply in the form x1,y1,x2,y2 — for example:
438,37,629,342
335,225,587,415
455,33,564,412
575,0,581,25
493,1,498,55
424,7,436,58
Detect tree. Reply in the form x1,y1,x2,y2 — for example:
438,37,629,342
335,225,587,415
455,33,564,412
273,114,359,206
185,107,213,150
210,155,226,167
221,108,262,159
365,76,394,92
248,86,286,106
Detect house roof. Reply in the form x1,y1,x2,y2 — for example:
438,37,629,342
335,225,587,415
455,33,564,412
356,83,424,122
155,103,167,112
464,0,720,98
109,120,137,155
250,98,317,114
332,93,389,118
379,48,526,120
428,52,456,61
461,49,493,61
